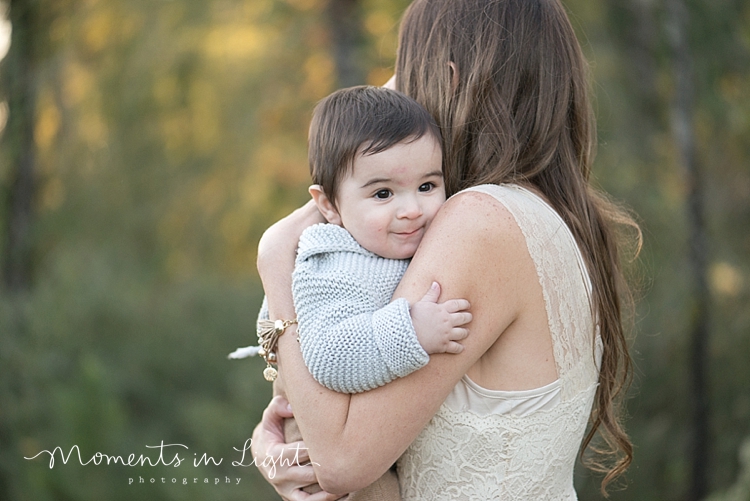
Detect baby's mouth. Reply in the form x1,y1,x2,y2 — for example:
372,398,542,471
395,228,422,237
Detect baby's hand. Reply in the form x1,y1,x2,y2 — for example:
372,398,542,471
410,282,472,355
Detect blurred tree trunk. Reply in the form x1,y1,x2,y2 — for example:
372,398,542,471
326,0,365,88
665,0,711,499
606,0,660,111
2,0,38,292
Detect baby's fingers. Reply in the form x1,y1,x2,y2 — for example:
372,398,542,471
449,310,473,327
445,299,471,313
449,327,470,341
444,341,464,354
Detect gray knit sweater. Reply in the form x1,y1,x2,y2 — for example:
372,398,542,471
258,223,429,394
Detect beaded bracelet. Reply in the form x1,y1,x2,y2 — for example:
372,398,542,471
256,318,297,381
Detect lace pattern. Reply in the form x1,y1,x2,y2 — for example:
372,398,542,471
397,184,600,500
398,385,596,500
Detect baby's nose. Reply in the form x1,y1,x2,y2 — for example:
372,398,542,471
397,197,423,219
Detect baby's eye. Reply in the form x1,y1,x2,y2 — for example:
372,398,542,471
418,182,435,192
374,189,392,200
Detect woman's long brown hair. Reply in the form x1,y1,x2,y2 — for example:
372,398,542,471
396,0,641,495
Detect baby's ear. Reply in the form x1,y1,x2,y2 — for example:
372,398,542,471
309,185,342,225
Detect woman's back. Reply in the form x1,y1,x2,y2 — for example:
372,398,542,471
398,184,600,500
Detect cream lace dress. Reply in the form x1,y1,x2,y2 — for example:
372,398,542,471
397,184,602,500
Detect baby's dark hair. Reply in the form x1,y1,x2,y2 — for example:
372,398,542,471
308,85,442,207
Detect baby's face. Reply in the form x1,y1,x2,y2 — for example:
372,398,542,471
334,134,445,259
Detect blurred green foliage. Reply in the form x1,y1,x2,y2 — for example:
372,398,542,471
0,0,748,500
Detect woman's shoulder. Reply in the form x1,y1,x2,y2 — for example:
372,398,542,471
433,184,521,242
438,183,538,233
453,183,546,209
422,184,530,278
449,183,565,237
454,183,517,199
433,182,570,279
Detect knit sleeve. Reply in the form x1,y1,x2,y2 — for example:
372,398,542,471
292,236,429,394
257,295,269,324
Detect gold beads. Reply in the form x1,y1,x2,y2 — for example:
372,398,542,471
256,318,297,383
263,366,278,382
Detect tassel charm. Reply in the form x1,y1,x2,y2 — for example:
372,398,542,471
256,318,297,382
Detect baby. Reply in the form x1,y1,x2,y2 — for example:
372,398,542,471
290,85,470,393
231,86,471,499
231,86,471,391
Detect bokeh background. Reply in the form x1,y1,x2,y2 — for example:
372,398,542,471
0,0,748,500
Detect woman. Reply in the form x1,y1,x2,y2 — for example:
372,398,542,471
252,0,638,499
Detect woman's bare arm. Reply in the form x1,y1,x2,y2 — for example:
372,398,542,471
261,191,534,494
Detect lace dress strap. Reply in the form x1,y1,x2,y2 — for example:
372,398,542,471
463,184,599,398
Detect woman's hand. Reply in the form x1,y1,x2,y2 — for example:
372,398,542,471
258,199,325,273
251,396,341,501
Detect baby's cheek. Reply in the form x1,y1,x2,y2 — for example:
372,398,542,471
372,223,386,235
